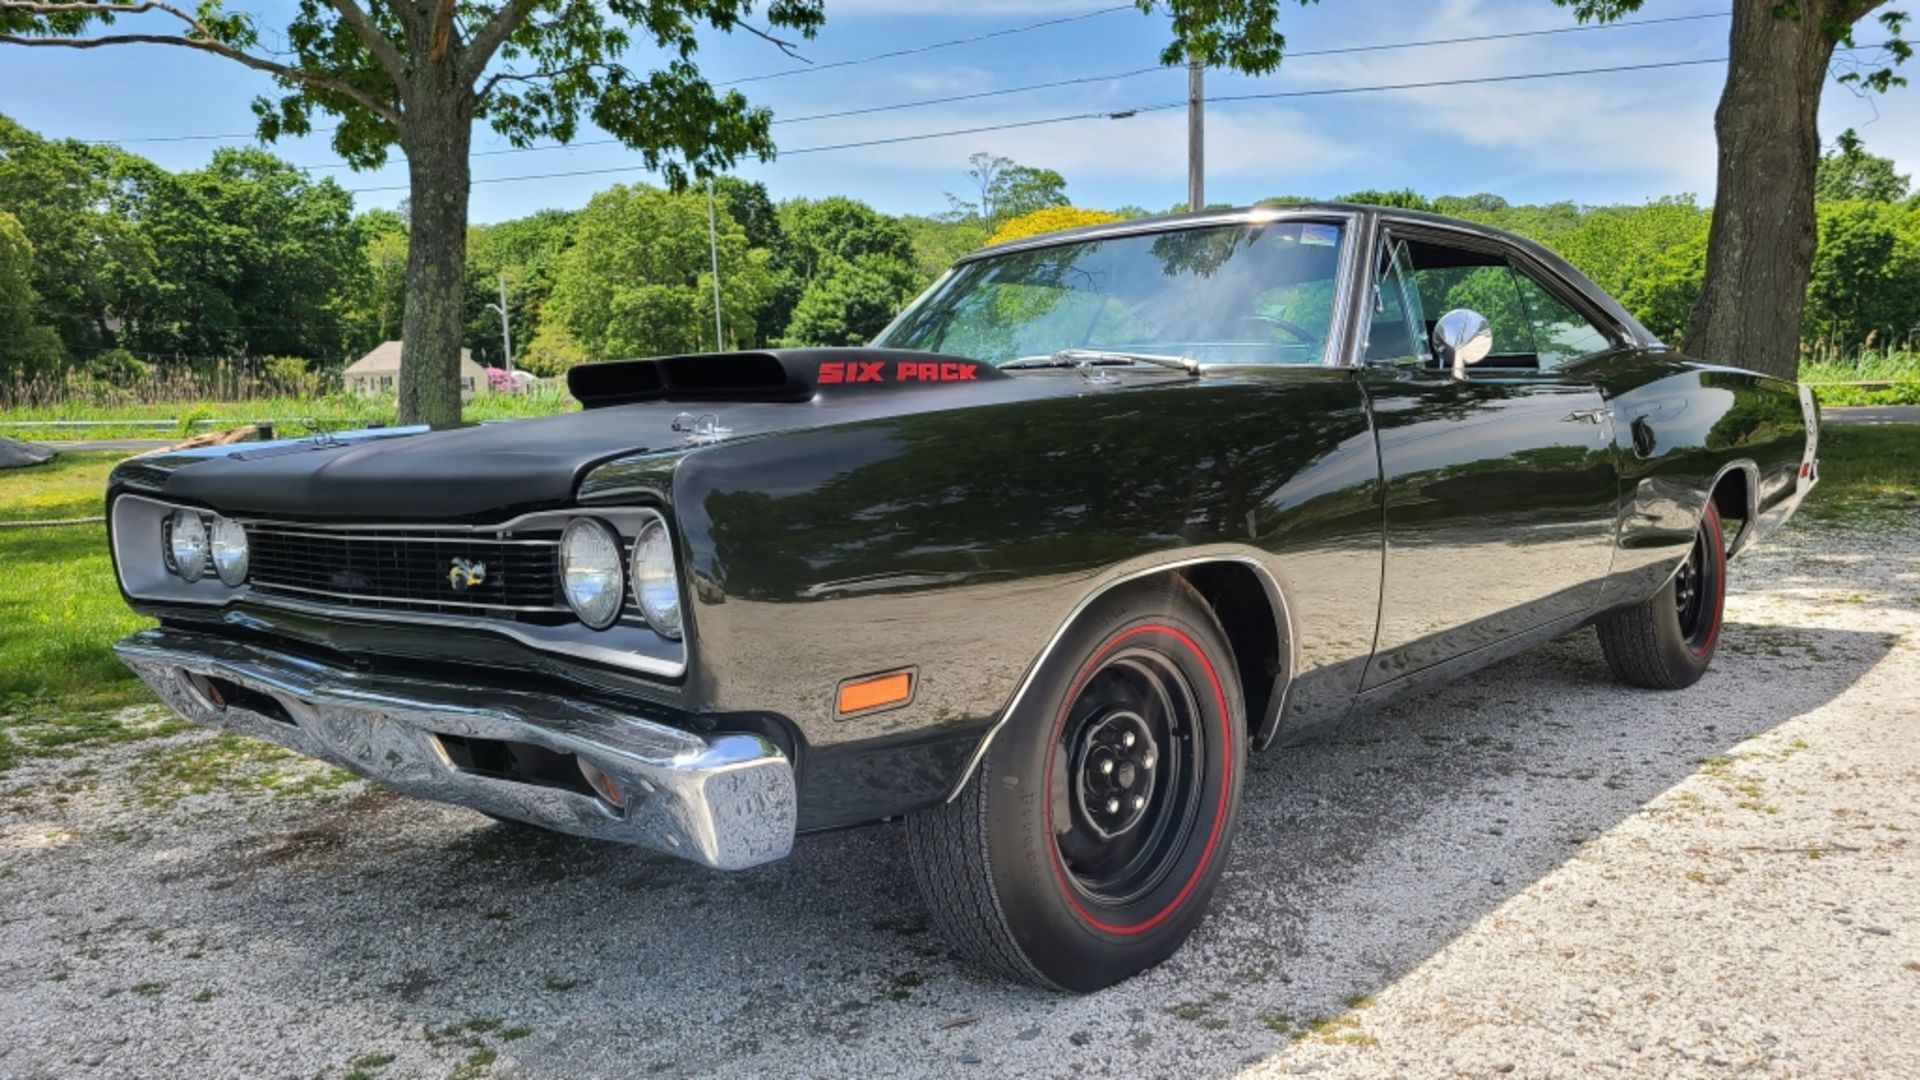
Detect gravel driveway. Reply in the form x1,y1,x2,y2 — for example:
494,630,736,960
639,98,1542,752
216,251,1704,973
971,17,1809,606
3,514,1916,1079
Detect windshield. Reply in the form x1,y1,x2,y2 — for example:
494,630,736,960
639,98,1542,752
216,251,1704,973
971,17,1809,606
874,220,1348,366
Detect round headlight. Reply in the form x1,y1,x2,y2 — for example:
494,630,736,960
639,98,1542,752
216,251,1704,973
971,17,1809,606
167,509,209,583
630,517,681,639
560,518,625,630
210,515,249,586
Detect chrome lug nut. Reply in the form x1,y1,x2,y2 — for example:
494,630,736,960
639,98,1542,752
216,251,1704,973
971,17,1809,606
1132,794,1147,811
1105,797,1120,814
1099,759,1114,775
1140,753,1155,770
1122,731,1136,748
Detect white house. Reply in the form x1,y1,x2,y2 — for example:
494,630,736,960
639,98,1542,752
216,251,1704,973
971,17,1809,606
344,341,490,402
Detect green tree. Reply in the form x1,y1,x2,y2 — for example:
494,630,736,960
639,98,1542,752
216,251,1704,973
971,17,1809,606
1547,0,1910,377
1817,128,1913,203
346,208,409,355
782,252,920,346
1804,200,1920,351
0,114,154,357
1337,188,1434,212
898,214,990,284
118,148,362,362
546,182,771,359
946,152,1070,227
0,209,65,379
2,0,828,425
463,208,574,366
780,196,915,277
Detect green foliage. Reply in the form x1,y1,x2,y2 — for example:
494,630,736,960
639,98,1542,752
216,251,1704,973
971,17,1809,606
0,209,63,380
1336,188,1434,212
776,196,921,345
1804,199,1920,354
546,182,771,358
781,253,921,346
117,148,363,362
946,152,1070,228
0,115,154,360
1818,129,1913,203
464,208,575,366
1139,1,1317,74
84,348,149,386
345,209,408,354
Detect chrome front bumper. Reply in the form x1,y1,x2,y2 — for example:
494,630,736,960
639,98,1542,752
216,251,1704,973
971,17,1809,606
113,629,795,869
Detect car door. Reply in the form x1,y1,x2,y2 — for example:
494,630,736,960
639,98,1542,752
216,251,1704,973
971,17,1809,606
1357,228,1621,688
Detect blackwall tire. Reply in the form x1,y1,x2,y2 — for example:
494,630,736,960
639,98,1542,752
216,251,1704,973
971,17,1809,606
1596,502,1727,690
906,575,1246,991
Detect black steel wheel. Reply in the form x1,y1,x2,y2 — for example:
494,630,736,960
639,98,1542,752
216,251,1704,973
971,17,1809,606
1597,502,1727,689
907,575,1245,991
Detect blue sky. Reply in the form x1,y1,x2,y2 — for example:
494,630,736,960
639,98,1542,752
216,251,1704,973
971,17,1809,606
2,0,1914,223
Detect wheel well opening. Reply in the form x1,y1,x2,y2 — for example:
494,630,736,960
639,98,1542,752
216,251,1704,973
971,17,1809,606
1710,467,1752,545
1178,563,1285,743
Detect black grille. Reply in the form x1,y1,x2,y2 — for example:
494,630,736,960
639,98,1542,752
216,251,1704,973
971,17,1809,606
244,524,565,619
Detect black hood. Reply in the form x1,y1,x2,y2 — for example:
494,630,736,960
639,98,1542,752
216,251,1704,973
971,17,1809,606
139,348,1070,520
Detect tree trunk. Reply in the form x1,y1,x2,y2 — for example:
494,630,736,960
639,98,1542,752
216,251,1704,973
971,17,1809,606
396,99,473,428
1683,2,1845,380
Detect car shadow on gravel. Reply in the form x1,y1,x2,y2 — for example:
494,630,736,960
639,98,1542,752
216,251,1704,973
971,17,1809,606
26,620,1898,1078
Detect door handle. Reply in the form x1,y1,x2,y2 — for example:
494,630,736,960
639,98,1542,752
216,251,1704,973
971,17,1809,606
1563,407,1612,425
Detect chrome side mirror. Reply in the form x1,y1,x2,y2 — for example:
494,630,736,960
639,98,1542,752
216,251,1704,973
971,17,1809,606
1431,309,1493,378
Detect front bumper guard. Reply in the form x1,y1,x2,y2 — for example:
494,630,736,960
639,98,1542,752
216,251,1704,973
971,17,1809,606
113,629,795,869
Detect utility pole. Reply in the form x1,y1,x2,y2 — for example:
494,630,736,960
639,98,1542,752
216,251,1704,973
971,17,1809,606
484,273,514,375
1187,55,1205,213
492,272,514,374
706,177,725,350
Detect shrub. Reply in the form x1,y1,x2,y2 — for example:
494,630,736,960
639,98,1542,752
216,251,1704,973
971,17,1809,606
986,207,1125,247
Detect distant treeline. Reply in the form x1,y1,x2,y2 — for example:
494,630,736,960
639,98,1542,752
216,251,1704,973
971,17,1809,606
2,114,1915,386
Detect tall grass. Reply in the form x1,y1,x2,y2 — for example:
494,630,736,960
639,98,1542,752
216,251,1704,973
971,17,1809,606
0,382,576,438
1800,347,1920,406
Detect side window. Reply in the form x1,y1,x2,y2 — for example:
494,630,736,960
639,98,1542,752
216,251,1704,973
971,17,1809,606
1365,241,1424,363
1408,263,1536,362
1511,270,1613,368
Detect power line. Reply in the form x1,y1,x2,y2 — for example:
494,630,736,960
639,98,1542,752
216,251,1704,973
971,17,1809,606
714,4,1136,87
76,9,1731,150
72,4,1136,146
344,55,1739,193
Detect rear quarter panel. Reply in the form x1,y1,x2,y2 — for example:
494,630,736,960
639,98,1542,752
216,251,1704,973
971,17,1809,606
1594,352,1810,604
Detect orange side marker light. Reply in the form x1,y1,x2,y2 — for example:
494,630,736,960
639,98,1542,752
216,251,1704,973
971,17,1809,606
838,670,913,715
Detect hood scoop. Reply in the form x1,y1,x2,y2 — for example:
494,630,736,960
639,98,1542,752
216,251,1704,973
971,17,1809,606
568,348,1005,409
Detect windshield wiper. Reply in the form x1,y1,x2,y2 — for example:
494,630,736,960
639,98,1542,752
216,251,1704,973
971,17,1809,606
1002,348,1200,375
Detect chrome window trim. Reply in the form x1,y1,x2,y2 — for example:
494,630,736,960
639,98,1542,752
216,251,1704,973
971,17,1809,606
111,493,687,679
882,208,1366,375
1371,212,1638,352
943,552,1298,802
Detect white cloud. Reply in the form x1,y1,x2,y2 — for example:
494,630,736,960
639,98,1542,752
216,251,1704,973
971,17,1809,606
1245,0,1726,195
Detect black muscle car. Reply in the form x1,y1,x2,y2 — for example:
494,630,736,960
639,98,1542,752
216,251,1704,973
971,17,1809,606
106,205,1819,991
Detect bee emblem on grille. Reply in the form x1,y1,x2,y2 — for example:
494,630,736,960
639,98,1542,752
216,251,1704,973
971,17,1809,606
447,558,487,592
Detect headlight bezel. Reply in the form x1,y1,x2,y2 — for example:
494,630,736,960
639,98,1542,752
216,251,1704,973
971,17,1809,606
559,516,627,631
629,515,683,640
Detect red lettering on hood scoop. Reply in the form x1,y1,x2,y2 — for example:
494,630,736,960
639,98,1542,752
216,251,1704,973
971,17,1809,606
569,348,1003,408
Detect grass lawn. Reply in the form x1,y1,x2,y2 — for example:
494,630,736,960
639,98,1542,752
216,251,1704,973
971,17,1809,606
1798,423,1920,524
0,452,169,771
